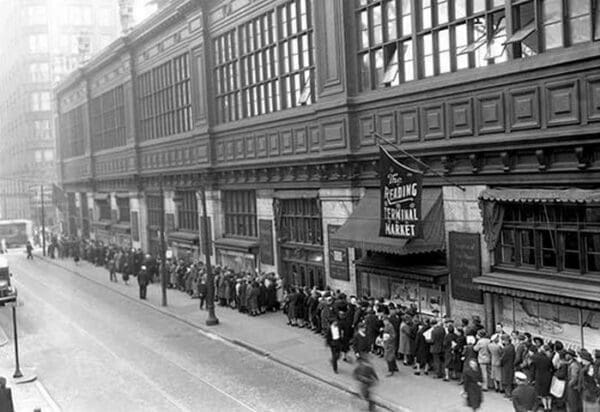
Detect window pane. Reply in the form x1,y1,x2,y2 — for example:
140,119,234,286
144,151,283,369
372,5,383,44
359,10,369,48
385,0,397,40
456,23,469,69
422,0,432,29
543,0,563,49
473,0,486,14
360,52,371,90
401,0,412,36
455,0,467,19
402,40,414,81
570,15,591,44
423,34,434,77
437,0,448,25
438,29,450,73
374,48,384,85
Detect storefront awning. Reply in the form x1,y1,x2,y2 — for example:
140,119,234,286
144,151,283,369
214,237,259,253
168,231,199,246
114,192,130,199
479,187,600,204
355,254,448,285
94,193,109,201
330,188,445,255
474,271,600,309
112,223,131,234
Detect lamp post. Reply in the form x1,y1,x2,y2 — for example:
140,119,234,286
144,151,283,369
199,176,218,326
159,176,167,307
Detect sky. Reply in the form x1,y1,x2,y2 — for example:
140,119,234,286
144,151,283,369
133,0,158,26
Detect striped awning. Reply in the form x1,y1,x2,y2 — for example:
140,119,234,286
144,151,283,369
479,188,600,204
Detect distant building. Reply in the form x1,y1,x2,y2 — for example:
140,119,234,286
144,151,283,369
0,0,121,226
56,0,600,349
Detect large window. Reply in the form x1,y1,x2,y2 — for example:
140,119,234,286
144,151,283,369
91,85,126,151
30,63,50,82
60,105,86,158
495,203,600,275
213,0,315,123
31,92,51,111
97,200,111,221
356,0,598,91
138,53,192,141
177,191,198,231
28,34,48,53
117,198,130,223
223,190,257,237
280,198,322,245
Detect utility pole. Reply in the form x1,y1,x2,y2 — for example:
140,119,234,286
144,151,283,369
40,184,46,256
200,179,218,326
159,177,167,307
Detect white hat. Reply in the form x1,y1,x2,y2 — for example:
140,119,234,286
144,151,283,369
515,371,528,381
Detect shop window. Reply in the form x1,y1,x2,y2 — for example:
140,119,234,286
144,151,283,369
60,104,85,158
494,203,600,275
97,200,111,221
117,198,130,223
177,191,198,231
223,190,257,238
279,198,322,245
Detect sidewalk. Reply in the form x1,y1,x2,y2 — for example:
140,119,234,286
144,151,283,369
40,254,511,412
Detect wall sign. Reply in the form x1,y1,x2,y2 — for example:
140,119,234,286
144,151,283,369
379,146,423,238
328,224,349,281
259,219,274,266
449,231,483,304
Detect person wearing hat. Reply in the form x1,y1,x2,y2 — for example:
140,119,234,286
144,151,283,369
500,334,516,398
512,371,537,412
137,264,149,300
565,349,582,412
577,349,600,412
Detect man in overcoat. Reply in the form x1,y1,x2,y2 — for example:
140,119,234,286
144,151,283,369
137,265,149,300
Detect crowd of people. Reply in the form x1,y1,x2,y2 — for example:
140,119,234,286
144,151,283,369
50,235,600,412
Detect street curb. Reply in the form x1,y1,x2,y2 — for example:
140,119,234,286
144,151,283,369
38,256,407,412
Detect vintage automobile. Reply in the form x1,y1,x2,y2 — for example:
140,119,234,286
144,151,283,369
0,256,17,303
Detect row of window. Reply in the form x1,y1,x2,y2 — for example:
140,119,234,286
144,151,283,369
34,149,54,163
213,0,315,124
357,0,600,90
91,86,127,151
279,198,323,245
496,203,600,275
137,53,192,141
60,105,86,158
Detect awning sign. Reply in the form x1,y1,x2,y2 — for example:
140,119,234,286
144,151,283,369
379,147,423,239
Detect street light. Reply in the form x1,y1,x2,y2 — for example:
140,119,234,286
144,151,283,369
198,176,218,326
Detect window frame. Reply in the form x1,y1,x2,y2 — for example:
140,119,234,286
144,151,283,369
222,190,258,238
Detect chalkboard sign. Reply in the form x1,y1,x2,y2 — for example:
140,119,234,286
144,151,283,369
449,231,483,304
131,211,139,242
328,224,350,281
259,219,274,266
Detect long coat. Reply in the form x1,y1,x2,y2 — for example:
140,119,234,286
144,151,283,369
500,343,516,386
382,322,397,363
399,322,412,355
415,326,431,366
566,360,582,412
464,363,483,410
530,352,554,397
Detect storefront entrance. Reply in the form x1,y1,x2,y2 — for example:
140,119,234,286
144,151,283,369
281,256,325,290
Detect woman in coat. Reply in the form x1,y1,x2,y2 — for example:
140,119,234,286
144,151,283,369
414,319,431,375
453,328,467,382
248,282,260,316
464,358,483,411
382,317,398,376
443,324,457,381
399,315,413,365
499,334,515,397
530,345,554,412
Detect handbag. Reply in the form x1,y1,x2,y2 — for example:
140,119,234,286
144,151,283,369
550,376,566,398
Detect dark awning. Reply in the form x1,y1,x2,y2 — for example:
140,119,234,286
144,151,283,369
355,254,448,285
112,223,131,234
168,231,199,246
474,271,600,309
214,237,259,253
330,188,444,255
479,187,600,204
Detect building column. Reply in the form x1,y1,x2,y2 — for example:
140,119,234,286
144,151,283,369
130,193,142,250
257,189,276,273
137,194,148,252
319,188,363,296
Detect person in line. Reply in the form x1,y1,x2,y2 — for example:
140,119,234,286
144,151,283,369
0,377,14,412
511,371,537,412
326,319,343,374
530,345,554,412
474,329,491,391
463,358,483,411
353,355,378,412
500,334,516,398
430,318,446,379
138,265,149,300
382,316,398,377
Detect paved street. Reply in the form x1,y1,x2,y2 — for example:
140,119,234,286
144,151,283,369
0,251,359,412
